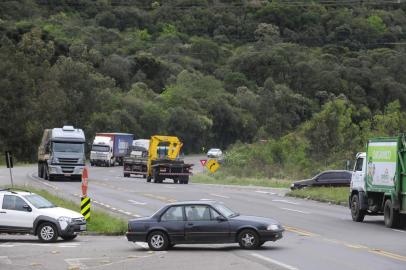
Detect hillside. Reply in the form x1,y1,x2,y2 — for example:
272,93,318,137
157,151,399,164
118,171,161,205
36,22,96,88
1,0,406,172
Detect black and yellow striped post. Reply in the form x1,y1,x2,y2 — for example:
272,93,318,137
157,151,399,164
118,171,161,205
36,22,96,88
81,197,91,221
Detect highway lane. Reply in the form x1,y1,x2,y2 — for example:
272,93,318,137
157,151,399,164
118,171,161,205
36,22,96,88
1,164,405,270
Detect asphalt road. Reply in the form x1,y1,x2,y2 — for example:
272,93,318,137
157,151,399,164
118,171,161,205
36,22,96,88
0,161,405,270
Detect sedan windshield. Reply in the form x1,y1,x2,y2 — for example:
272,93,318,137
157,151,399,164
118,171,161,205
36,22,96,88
24,194,55,209
214,204,238,218
53,142,84,153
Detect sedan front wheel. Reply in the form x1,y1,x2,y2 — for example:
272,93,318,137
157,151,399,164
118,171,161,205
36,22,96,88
238,229,260,249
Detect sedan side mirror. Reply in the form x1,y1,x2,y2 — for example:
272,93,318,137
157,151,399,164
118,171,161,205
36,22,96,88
216,216,227,222
23,204,32,212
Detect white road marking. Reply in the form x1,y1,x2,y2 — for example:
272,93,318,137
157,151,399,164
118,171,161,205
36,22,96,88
280,207,310,214
200,198,213,201
125,212,132,215
209,193,230,199
251,253,299,270
112,207,117,210
272,199,299,205
135,242,149,249
128,200,147,205
65,258,89,269
0,256,12,265
255,190,272,195
392,229,406,234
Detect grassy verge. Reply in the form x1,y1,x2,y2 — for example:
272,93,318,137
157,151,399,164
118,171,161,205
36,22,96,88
192,173,292,188
286,187,349,205
4,185,127,235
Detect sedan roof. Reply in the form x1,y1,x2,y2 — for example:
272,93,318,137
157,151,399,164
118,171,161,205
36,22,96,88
166,200,218,206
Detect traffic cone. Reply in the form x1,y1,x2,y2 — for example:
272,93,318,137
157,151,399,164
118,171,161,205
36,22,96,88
81,167,88,197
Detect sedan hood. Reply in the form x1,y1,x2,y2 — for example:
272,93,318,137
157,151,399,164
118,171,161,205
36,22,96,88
231,215,280,225
293,179,313,185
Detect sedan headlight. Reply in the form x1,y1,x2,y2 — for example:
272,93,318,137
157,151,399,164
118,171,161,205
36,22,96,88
267,224,280,231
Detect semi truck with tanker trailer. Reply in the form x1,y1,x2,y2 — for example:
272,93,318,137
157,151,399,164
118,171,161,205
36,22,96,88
350,135,406,228
38,126,86,181
90,133,133,166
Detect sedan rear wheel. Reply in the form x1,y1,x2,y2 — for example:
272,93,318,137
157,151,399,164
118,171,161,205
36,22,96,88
238,229,259,249
147,231,168,251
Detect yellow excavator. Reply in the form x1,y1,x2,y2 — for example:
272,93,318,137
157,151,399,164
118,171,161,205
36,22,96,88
146,135,193,184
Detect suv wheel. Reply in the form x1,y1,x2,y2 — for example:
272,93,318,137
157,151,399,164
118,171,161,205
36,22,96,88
38,222,58,242
147,231,168,251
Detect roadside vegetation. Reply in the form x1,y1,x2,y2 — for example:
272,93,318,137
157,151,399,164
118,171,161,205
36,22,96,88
1,1,406,173
286,187,348,205
192,173,291,188
8,185,127,235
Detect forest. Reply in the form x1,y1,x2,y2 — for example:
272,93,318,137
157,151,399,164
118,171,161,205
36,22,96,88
1,0,406,177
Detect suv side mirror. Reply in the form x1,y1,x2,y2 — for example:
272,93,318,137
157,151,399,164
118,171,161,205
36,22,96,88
23,204,32,212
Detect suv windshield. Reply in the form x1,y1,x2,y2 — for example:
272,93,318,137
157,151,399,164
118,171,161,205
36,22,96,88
24,194,56,209
214,204,238,218
92,145,109,152
53,142,84,153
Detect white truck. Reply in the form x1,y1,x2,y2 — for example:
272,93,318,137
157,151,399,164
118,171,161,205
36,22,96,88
350,136,406,228
38,126,86,181
90,133,133,166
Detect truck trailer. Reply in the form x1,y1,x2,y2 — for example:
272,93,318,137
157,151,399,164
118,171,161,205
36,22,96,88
38,126,86,181
350,136,406,228
90,133,133,166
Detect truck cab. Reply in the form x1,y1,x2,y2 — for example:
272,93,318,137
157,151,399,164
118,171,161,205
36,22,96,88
351,152,366,192
90,136,114,167
38,126,86,181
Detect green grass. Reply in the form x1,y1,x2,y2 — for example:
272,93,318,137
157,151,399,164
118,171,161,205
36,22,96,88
192,173,292,188
3,185,127,235
286,187,349,205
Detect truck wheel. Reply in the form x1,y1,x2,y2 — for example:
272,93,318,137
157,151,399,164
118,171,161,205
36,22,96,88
351,194,365,222
147,176,152,182
174,179,179,184
44,165,49,180
384,199,400,228
38,164,44,178
124,173,130,177
37,222,58,242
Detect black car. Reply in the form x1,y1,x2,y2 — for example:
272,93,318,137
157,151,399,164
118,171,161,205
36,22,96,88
126,201,284,250
290,170,352,190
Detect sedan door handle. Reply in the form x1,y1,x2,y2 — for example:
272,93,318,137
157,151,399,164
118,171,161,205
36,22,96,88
187,223,194,226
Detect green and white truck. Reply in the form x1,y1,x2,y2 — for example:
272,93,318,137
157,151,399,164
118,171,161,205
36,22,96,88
350,136,406,227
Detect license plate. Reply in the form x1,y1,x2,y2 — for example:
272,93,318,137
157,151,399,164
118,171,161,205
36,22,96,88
64,173,71,177
80,225,86,231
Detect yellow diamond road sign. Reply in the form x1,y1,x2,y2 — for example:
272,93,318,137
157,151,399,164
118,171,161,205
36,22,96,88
206,159,220,173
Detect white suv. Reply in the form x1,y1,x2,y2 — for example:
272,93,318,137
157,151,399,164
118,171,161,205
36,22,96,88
0,189,86,242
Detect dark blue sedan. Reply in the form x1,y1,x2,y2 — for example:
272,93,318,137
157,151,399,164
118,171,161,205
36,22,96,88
126,201,284,250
